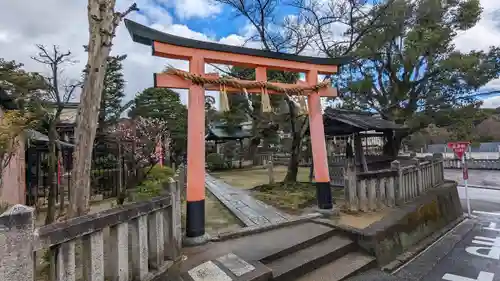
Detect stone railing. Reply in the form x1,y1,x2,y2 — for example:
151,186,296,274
0,168,184,281
443,158,500,170
344,156,445,212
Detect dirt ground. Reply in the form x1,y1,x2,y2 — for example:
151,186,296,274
212,167,388,230
212,166,312,189
181,191,243,235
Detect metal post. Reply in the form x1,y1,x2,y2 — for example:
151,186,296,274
463,153,471,217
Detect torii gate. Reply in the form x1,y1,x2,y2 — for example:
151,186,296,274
125,19,348,242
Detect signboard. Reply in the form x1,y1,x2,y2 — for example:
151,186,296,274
447,141,470,160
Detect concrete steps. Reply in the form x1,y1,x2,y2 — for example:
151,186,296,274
170,221,375,281
260,231,375,281
294,252,376,281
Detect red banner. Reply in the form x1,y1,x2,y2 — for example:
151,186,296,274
447,141,470,159
463,164,468,180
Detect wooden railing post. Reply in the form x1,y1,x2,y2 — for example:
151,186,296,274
358,179,368,212
148,210,165,269
378,178,386,209
386,176,396,207
391,160,403,206
56,242,76,281
427,156,435,187
268,155,275,184
108,222,128,281
433,153,444,184
344,158,358,212
165,178,182,260
415,159,423,195
82,231,105,281
367,178,377,211
129,216,149,280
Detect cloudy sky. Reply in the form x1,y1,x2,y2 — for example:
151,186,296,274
0,0,499,107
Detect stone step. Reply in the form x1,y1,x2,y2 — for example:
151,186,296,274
294,252,376,281
259,227,337,263
233,222,336,262
264,235,356,281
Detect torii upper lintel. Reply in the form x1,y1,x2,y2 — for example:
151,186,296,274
124,19,350,73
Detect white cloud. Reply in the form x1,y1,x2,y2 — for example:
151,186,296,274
164,0,222,20
453,0,500,105
0,0,247,106
481,96,500,108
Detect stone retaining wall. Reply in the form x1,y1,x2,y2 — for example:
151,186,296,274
334,181,462,266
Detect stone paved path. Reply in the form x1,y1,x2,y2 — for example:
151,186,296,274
205,174,292,226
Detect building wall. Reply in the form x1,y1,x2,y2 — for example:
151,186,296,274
0,107,26,205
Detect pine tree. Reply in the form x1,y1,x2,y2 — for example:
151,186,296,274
99,55,126,127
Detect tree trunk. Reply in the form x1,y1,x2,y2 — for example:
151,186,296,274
283,99,309,183
69,0,120,218
284,132,301,182
44,129,57,225
57,150,65,215
383,131,403,158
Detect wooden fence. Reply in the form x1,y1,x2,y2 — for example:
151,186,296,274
0,166,185,281
344,157,445,212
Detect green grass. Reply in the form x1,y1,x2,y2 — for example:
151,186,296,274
252,182,345,214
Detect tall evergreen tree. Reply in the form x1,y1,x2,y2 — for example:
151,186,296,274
99,55,126,127
129,87,188,164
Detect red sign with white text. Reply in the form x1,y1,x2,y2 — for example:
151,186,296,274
447,141,470,160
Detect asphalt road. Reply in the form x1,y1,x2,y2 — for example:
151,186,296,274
394,214,500,281
444,169,500,214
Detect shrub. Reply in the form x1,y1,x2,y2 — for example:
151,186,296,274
206,153,227,171
132,165,174,201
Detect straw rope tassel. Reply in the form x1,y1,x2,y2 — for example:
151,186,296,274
298,95,308,115
219,84,230,112
261,87,272,113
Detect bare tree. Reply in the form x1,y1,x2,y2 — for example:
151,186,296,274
214,0,317,181
29,44,79,224
289,0,392,58
69,1,138,218
214,0,395,181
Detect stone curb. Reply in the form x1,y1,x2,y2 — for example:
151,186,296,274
211,213,322,242
382,215,470,273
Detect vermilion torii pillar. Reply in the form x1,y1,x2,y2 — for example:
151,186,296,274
125,19,348,242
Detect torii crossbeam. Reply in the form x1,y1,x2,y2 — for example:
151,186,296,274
125,19,350,242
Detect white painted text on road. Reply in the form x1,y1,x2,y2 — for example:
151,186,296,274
484,222,500,233
466,236,500,260
442,271,494,281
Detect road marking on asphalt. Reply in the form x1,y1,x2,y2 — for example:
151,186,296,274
484,222,500,233
466,236,500,260
443,271,494,281
473,210,500,216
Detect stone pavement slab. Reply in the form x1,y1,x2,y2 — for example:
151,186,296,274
205,174,291,226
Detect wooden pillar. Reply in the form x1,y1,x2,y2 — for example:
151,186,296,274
185,55,206,239
239,139,243,168
306,70,333,209
354,133,368,172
